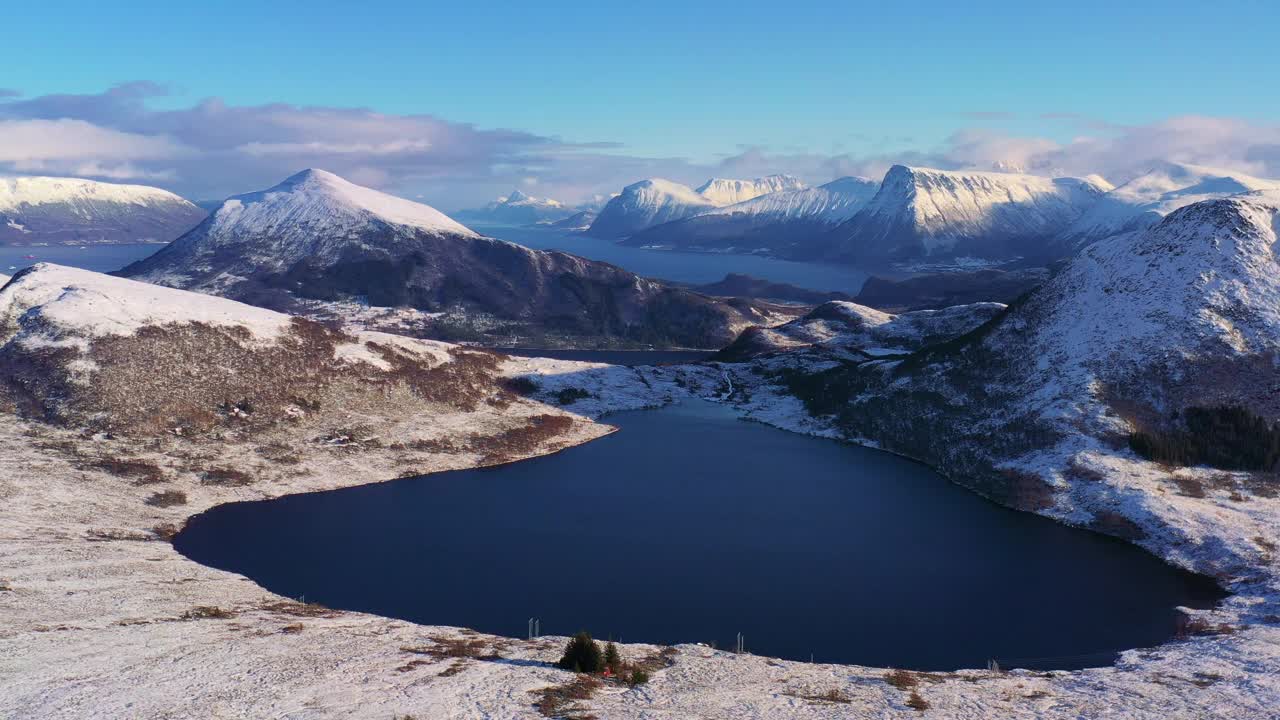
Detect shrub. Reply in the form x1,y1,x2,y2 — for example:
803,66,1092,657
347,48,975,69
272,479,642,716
885,669,919,690
506,376,540,395
906,691,929,712
604,641,621,671
557,631,603,673
202,467,253,486
181,605,235,620
555,387,594,406
627,669,650,687
145,490,188,507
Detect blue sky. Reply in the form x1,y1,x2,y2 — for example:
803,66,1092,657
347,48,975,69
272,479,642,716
3,1,1279,207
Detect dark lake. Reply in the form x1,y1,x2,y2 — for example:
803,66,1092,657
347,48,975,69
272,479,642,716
469,223,871,295
174,400,1223,670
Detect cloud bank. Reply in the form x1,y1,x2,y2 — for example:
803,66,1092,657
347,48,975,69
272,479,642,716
2,82,1279,210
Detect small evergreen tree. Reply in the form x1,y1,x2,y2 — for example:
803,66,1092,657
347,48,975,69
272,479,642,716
557,631,603,673
603,641,622,671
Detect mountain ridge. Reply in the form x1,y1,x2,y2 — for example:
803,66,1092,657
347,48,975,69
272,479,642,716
0,175,206,246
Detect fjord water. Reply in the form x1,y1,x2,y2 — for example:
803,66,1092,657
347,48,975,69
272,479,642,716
469,223,871,294
175,400,1222,670
0,243,162,274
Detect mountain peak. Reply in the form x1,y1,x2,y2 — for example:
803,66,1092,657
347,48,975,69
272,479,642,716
696,175,807,205
505,189,531,203
222,169,476,238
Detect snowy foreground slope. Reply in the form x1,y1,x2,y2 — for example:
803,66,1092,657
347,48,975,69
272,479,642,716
3,253,1279,718
120,169,794,349
0,175,205,245
624,176,880,256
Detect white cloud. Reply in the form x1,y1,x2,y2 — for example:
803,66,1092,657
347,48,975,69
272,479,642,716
2,83,1279,209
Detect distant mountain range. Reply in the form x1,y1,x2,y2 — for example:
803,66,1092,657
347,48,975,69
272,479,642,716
590,162,1280,269
0,176,206,246
622,176,879,255
120,169,796,348
455,189,580,226
586,175,809,239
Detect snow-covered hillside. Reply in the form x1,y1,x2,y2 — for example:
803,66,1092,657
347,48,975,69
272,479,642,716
704,189,1280,717
121,169,793,349
0,175,205,245
694,174,806,205
125,169,476,283
624,176,879,255
1059,162,1280,247
456,189,577,225
826,165,1111,265
717,299,1004,360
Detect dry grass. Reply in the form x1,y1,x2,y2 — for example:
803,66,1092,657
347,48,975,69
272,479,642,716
151,522,181,541
906,691,930,712
885,669,919,690
1088,510,1147,541
86,457,165,484
258,600,339,618
144,490,188,508
785,687,851,704
533,674,602,719
180,606,236,620
201,467,254,486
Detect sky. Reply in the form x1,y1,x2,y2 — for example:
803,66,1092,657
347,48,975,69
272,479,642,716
3,0,1279,209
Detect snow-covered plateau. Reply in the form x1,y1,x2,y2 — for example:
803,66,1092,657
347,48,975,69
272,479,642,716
0,175,206,246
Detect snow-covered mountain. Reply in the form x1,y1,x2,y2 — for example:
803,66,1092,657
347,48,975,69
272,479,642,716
623,176,879,255
121,169,792,348
716,299,1004,360
585,178,719,238
825,165,1112,265
456,189,576,225
0,175,205,246
547,210,596,230
587,174,820,239
695,175,806,205
1058,162,1280,247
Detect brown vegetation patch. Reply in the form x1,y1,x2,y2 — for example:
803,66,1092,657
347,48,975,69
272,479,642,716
180,606,236,620
1175,613,1235,638
144,490,188,507
885,669,920,690
259,600,340,618
151,522,181,541
906,691,930,712
1,316,517,440
1172,475,1207,498
86,457,165,484
533,674,602,719
1088,510,1147,541
1001,470,1056,511
85,528,153,542
201,466,253,486
785,688,851,704
477,414,575,464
